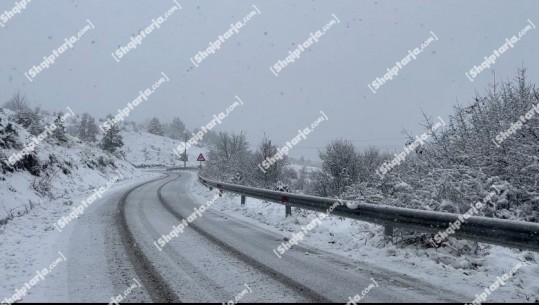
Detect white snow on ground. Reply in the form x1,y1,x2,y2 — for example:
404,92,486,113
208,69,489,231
0,170,161,303
2,99,537,302
0,108,179,302
121,130,208,169
189,172,539,303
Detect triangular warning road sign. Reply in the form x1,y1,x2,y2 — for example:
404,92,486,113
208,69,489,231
197,153,206,161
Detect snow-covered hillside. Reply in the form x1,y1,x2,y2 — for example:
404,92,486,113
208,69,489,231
0,109,141,222
0,106,211,224
121,130,208,168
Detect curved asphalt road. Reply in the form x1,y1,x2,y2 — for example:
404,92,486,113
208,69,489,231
62,171,468,302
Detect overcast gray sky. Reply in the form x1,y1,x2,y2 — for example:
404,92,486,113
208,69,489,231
1,0,538,160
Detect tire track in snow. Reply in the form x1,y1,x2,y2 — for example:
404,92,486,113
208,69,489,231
157,172,331,303
116,173,180,303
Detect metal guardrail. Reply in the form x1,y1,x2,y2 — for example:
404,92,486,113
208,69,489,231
198,174,539,252
167,167,199,171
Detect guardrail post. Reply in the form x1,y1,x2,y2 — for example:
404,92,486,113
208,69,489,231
241,195,246,206
384,225,393,243
285,205,292,217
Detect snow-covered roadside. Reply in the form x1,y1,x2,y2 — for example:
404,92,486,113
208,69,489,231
189,173,539,303
0,170,162,303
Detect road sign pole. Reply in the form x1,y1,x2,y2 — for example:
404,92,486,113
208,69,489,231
196,153,206,169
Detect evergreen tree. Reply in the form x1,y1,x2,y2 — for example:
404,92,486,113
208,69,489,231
99,122,124,154
77,113,99,142
0,117,19,149
294,165,308,191
52,114,68,143
27,113,44,136
77,113,89,141
147,117,164,136
168,117,186,140
86,115,99,142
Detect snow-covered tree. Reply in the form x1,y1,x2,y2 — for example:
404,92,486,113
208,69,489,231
200,129,218,146
308,170,333,197
253,135,287,188
203,131,253,183
28,114,45,136
3,92,30,112
313,139,360,196
338,68,539,229
13,109,43,135
357,147,386,183
167,117,186,140
77,114,89,141
0,117,19,150
77,113,98,142
86,116,99,142
52,114,68,143
147,117,164,136
99,121,124,154
292,165,308,191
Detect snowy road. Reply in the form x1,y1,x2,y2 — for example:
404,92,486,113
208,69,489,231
52,171,470,302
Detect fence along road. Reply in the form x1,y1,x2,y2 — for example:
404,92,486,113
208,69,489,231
198,174,539,252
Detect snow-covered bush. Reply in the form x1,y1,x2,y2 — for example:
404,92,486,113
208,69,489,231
339,69,539,224
313,69,539,253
